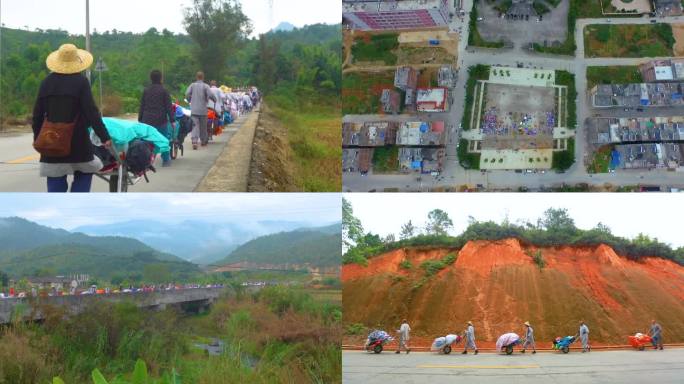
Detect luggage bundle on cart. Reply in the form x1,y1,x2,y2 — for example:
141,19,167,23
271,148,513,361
431,334,462,354
552,336,577,354
91,118,170,192
496,333,522,355
364,330,393,354
628,333,653,351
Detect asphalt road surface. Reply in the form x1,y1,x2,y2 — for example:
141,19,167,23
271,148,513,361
343,349,684,384
0,113,253,192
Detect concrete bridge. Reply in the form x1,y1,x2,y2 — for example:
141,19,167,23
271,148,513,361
0,287,225,323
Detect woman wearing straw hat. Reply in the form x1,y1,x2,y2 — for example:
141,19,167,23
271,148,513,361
462,321,478,354
521,321,536,354
32,43,111,192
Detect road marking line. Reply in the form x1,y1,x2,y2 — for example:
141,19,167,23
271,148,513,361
6,154,40,164
417,365,540,369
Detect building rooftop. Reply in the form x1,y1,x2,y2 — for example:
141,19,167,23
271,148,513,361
396,121,446,145
591,83,684,107
416,87,448,112
343,0,446,12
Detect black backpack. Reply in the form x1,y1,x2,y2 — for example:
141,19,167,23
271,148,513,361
126,139,153,175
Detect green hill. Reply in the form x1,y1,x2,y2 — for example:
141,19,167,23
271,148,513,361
0,217,198,281
0,23,340,119
220,224,341,267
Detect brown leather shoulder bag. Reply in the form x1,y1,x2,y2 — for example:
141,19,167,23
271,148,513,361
33,115,78,157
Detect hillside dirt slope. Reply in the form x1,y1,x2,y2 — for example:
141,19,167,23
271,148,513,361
343,239,684,346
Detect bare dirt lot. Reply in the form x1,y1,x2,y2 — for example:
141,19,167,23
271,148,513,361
672,23,684,56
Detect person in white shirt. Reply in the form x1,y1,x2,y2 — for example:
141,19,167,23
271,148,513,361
462,321,479,354
396,319,411,354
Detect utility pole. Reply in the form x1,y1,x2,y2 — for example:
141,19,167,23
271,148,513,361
95,57,108,109
85,0,92,82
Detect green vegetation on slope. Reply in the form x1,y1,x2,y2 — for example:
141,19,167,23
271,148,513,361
0,23,340,123
0,217,197,282
351,33,399,65
1,286,340,383
586,66,643,88
220,224,342,267
584,24,675,58
343,207,684,266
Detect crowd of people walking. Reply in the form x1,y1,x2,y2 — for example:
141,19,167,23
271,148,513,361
367,318,667,355
31,43,260,192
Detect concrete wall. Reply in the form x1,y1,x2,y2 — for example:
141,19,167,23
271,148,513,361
0,288,224,323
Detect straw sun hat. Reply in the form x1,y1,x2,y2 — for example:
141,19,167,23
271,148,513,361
46,44,93,74
524,321,531,327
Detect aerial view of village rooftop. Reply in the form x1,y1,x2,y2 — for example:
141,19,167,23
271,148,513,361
342,0,684,192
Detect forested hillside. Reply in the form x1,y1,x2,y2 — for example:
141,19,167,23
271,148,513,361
0,217,198,282
221,223,342,267
0,23,341,121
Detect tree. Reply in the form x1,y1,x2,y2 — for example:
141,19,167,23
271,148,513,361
400,220,416,240
384,233,396,244
143,264,171,284
252,34,280,94
342,197,364,247
426,209,453,236
0,270,8,288
538,208,576,232
594,222,612,234
183,0,252,81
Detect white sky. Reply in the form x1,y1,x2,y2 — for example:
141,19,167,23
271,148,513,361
0,0,341,37
345,193,684,247
0,193,341,230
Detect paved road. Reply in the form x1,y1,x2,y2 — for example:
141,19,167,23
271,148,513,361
0,113,254,192
343,349,684,384
342,2,684,191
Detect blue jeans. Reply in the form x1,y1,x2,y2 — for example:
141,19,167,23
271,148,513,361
47,171,93,192
155,124,171,162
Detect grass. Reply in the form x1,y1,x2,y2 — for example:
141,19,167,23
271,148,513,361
372,146,399,173
586,66,643,89
267,89,341,192
555,70,577,129
584,24,675,58
342,71,395,115
469,1,505,48
457,139,481,170
533,1,550,15
588,145,613,173
552,137,575,171
351,33,399,65
420,254,457,277
461,64,490,131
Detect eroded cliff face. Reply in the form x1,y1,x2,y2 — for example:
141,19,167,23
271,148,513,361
343,239,684,343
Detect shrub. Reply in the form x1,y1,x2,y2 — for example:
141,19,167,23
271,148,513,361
399,259,413,270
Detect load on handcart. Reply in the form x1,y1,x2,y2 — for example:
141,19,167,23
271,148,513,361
431,334,462,354
496,333,522,355
91,118,170,192
364,330,394,354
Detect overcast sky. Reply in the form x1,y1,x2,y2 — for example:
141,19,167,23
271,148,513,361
0,0,340,37
345,193,684,247
0,193,341,230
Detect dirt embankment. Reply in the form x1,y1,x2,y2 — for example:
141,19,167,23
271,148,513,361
247,103,298,192
343,239,684,345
